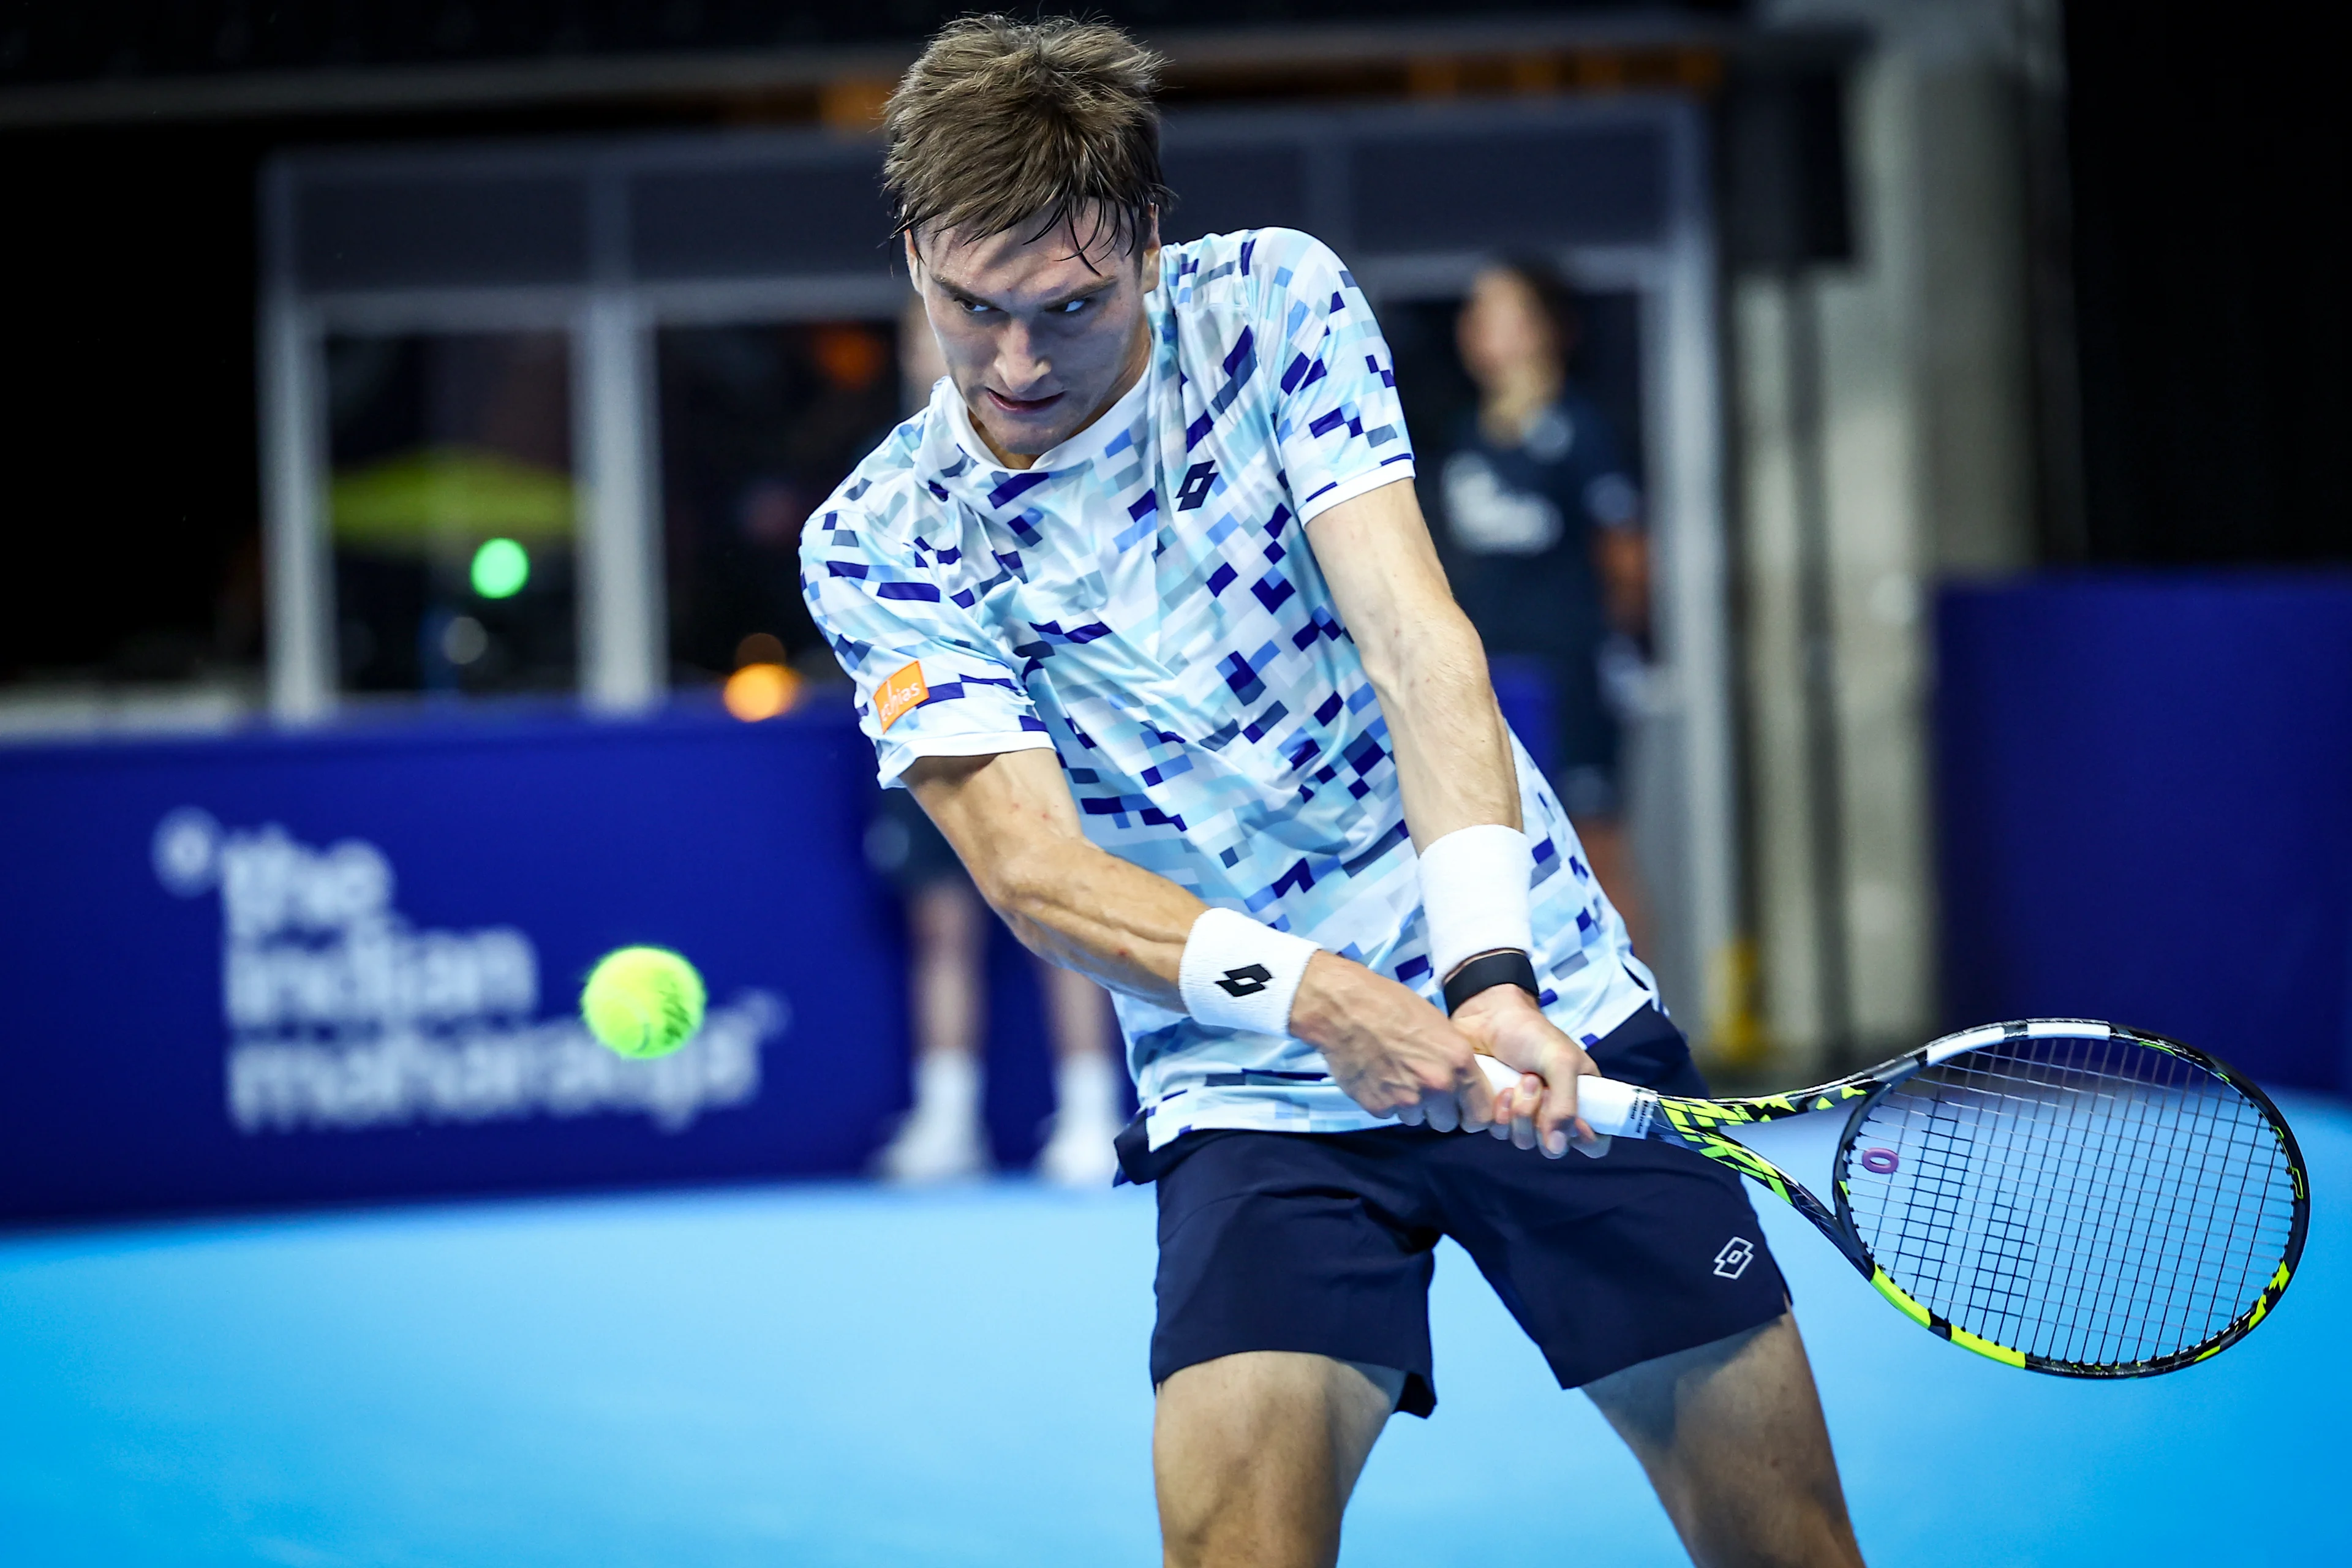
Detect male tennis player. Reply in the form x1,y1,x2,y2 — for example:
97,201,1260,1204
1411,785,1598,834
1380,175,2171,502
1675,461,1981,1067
804,17,1864,1567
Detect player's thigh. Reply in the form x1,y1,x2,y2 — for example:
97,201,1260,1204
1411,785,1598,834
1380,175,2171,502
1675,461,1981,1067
1583,1313,1863,1568
1154,1351,1399,1568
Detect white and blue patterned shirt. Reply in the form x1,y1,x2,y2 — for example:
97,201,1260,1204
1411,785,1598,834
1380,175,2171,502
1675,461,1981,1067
802,228,1656,1148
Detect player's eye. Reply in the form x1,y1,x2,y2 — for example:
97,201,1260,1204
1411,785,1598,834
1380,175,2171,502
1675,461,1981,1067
957,298,993,316
1055,296,1090,315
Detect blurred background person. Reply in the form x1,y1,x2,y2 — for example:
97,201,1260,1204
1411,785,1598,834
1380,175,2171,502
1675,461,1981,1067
864,297,1123,1187
1434,257,1653,956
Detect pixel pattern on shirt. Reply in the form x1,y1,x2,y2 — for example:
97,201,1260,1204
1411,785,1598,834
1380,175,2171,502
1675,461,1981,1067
802,228,1656,1147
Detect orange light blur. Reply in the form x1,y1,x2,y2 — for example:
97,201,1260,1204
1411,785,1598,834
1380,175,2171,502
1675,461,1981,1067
812,325,888,393
723,662,801,722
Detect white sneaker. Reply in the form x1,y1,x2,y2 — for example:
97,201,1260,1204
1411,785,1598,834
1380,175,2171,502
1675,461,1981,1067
1035,1113,1122,1189
873,1109,990,1185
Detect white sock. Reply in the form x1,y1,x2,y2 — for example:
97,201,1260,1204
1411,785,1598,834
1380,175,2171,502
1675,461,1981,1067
913,1050,981,1126
1053,1051,1123,1129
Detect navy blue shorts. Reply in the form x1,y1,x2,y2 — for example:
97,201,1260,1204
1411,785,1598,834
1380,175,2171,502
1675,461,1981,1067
1137,1007,1789,1416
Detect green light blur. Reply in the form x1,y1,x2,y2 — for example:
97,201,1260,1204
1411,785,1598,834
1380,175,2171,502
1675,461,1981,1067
470,537,530,599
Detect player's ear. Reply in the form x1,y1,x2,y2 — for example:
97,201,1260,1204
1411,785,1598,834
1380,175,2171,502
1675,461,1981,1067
903,229,922,279
1138,205,1162,292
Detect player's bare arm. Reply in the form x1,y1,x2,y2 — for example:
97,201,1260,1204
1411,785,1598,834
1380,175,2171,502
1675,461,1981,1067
904,747,1501,1132
1302,477,1599,1155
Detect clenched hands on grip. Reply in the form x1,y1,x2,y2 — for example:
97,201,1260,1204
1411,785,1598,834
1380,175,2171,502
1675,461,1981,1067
1288,951,1603,1155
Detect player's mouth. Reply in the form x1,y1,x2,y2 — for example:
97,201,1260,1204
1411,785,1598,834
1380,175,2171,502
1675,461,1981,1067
985,388,1063,417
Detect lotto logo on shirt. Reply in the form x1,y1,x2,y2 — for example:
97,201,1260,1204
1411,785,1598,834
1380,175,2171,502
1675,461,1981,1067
875,660,930,731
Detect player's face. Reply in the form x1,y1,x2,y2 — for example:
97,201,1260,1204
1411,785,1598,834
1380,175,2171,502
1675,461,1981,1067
907,208,1161,468
1456,268,1565,394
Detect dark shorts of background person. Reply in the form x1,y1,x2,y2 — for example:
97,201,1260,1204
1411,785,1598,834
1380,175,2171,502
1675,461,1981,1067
1483,650,1623,823
1530,648,1622,823
864,785,967,897
1126,1005,1788,1417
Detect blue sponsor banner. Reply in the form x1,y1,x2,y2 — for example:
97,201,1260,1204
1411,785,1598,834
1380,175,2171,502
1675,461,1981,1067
1937,575,2352,1093
0,704,1084,1223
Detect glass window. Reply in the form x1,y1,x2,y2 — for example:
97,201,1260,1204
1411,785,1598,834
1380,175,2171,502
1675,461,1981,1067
325,330,579,699
657,318,903,688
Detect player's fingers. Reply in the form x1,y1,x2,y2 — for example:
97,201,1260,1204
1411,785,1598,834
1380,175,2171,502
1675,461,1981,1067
1455,1057,1498,1133
1512,1071,1541,1150
1487,1074,1525,1138
1482,1073,1514,1136
1423,1085,1463,1134
1538,1069,1583,1158
1394,1099,1427,1126
1470,1060,1510,1127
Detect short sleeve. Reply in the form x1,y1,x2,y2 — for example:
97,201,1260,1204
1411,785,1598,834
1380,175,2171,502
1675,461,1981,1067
1254,232,1417,523
801,505,1057,788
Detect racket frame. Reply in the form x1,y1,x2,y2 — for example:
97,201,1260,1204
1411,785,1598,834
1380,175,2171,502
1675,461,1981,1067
1553,1019,2309,1378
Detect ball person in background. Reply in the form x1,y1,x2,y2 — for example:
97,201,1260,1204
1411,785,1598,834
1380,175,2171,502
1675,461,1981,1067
1437,259,1651,953
804,18,1862,1568
867,295,1125,1188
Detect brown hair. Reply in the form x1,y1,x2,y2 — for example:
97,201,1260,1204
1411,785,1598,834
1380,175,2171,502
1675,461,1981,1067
1487,255,1583,370
883,14,1172,260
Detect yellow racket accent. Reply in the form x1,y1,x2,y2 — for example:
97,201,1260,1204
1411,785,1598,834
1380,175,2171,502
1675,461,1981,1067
1871,1268,1932,1328
1948,1326,2029,1368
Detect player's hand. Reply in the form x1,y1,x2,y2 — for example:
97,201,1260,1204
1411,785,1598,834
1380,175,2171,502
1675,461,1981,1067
1287,952,1499,1134
1448,985,1607,1159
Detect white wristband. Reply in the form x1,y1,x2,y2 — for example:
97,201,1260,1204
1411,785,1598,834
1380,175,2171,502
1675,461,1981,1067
1417,824,1534,982
1178,907,1319,1035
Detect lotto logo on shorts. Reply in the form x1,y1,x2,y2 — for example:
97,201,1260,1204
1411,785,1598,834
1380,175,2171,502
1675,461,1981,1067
874,660,929,732
1713,1237,1755,1280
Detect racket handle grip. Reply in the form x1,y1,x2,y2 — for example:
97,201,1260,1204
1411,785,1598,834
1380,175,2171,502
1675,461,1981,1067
1474,1054,1642,1137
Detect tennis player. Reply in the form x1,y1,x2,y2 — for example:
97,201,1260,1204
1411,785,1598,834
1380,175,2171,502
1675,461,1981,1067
804,17,1864,1567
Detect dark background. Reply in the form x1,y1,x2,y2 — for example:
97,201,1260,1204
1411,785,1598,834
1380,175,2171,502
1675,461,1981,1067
6,0,2344,692
0,2,1742,83
2064,0,2352,565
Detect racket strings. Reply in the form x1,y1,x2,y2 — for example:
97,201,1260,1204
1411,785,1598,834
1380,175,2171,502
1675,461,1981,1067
2027,1038,2287,1365
1842,1034,2297,1370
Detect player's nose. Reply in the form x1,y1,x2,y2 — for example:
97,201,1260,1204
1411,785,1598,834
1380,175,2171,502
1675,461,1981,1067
995,321,1052,394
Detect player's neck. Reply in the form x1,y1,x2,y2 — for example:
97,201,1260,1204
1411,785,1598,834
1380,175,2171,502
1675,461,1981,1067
973,317,1153,471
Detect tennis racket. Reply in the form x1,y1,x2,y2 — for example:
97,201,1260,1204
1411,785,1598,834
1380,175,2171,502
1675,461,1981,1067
1475,1018,2307,1376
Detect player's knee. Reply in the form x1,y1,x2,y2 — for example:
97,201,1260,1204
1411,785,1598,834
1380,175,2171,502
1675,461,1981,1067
1158,1484,1338,1568
1156,1496,1216,1568
1154,1447,1311,1568
1686,1506,1863,1568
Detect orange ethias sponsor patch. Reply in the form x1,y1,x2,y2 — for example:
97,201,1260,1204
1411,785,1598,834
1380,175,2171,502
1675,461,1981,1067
873,659,930,731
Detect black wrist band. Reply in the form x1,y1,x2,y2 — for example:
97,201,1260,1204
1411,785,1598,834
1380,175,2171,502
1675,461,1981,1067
1441,949,1540,1015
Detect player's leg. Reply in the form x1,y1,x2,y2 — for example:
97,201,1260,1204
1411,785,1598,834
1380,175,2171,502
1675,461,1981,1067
1034,959,1124,1186
1583,1313,1863,1568
909,876,986,1061
1145,1129,1446,1567
1153,1351,1401,1568
876,876,990,1182
868,785,994,1174
1427,1008,1846,1565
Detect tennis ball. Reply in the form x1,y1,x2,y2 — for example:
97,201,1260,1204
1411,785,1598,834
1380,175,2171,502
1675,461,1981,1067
580,946,706,1060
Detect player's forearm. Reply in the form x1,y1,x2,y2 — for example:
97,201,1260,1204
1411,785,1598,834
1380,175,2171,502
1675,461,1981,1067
1303,480,1520,846
903,749,1199,1008
981,835,1200,1008
1363,607,1521,846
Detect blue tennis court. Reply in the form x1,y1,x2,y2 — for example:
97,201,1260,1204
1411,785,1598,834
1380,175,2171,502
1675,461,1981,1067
5,1091,2343,1567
